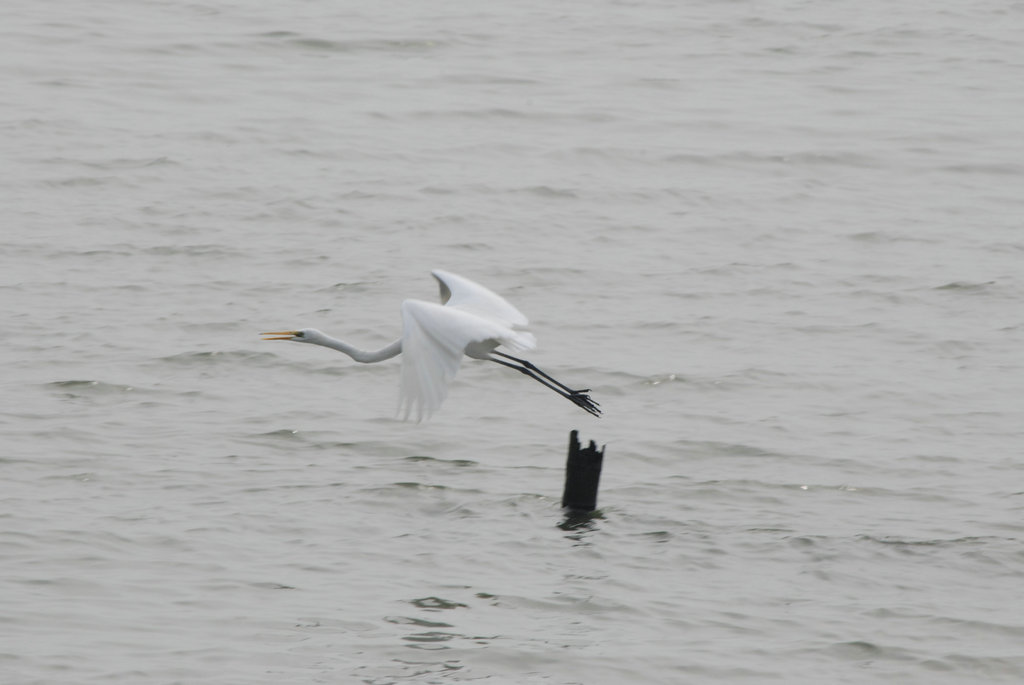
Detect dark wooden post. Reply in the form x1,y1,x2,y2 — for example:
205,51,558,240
562,430,605,512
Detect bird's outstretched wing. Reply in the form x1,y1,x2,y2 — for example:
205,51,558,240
432,269,529,328
399,299,533,422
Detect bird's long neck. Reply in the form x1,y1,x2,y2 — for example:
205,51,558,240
313,334,402,363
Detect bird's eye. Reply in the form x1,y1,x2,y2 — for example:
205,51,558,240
295,331,305,338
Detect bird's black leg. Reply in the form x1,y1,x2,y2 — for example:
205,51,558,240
490,354,601,417
492,352,592,394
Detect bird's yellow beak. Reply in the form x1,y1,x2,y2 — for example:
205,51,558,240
260,331,298,340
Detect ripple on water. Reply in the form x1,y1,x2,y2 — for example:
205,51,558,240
45,380,141,396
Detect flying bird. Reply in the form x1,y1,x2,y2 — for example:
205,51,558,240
262,269,601,421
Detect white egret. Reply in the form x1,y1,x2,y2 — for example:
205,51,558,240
261,269,601,421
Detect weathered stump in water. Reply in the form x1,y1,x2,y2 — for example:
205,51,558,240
562,429,605,512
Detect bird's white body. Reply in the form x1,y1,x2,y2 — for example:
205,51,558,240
396,270,536,420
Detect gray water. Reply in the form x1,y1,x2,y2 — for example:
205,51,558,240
4,1,1024,683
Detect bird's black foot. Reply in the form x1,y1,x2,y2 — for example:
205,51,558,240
569,390,602,417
